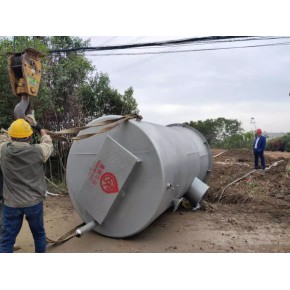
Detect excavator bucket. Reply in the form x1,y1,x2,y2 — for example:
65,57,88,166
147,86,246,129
7,48,45,97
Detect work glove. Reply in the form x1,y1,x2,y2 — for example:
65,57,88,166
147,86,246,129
25,114,37,126
32,123,42,134
25,114,42,134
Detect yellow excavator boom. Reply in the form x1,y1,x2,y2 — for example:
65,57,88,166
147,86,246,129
7,47,45,119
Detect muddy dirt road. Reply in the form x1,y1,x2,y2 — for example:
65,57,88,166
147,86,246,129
14,149,290,253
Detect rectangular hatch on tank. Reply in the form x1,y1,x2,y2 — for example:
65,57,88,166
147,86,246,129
78,136,141,225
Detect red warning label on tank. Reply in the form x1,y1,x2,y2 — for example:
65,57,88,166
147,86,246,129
100,172,119,194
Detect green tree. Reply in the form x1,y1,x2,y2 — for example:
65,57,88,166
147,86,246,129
188,119,218,145
221,131,254,149
267,134,290,152
121,87,139,115
0,36,140,184
34,36,94,131
1,36,139,131
188,117,243,147
0,37,47,127
215,117,243,141
80,73,139,122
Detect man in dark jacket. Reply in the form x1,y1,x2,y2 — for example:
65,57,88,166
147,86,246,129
253,128,266,171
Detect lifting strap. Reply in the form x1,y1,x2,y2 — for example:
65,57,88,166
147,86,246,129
46,222,85,247
46,113,142,141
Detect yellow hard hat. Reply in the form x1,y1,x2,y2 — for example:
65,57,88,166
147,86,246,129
8,118,33,138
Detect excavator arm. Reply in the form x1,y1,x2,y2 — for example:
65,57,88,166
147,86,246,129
7,47,44,119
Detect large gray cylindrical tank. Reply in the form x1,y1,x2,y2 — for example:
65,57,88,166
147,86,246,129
66,115,212,238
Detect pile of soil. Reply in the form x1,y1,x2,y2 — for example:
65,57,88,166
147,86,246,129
204,149,290,222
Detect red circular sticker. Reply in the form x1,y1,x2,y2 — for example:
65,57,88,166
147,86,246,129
100,172,119,194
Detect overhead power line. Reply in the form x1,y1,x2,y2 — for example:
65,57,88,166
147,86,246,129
85,41,290,57
106,37,290,75
48,36,252,53
125,36,146,45
113,44,182,74
96,36,119,46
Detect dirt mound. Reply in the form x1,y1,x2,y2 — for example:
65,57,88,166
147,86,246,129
205,149,290,209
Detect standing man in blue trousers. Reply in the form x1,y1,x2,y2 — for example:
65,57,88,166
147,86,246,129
253,128,266,172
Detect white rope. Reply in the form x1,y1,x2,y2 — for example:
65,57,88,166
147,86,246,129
45,191,59,197
213,150,228,158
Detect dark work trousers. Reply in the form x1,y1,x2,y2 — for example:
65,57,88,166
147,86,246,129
0,199,2,243
0,169,3,243
0,202,46,253
254,150,265,170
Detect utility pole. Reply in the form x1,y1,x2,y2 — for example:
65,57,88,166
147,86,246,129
250,117,256,133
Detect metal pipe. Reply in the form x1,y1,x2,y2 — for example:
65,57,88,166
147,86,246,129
186,177,209,207
75,220,97,237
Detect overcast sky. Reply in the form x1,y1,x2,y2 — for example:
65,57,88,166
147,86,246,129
2,1,290,134
82,36,290,133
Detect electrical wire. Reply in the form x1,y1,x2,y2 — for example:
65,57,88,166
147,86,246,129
85,41,290,57
47,36,290,75
84,36,289,56
88,36,146,60
48,36,253,53
112,44,183,74
126,36,146,44
94,38,290,74
96,36,119,46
